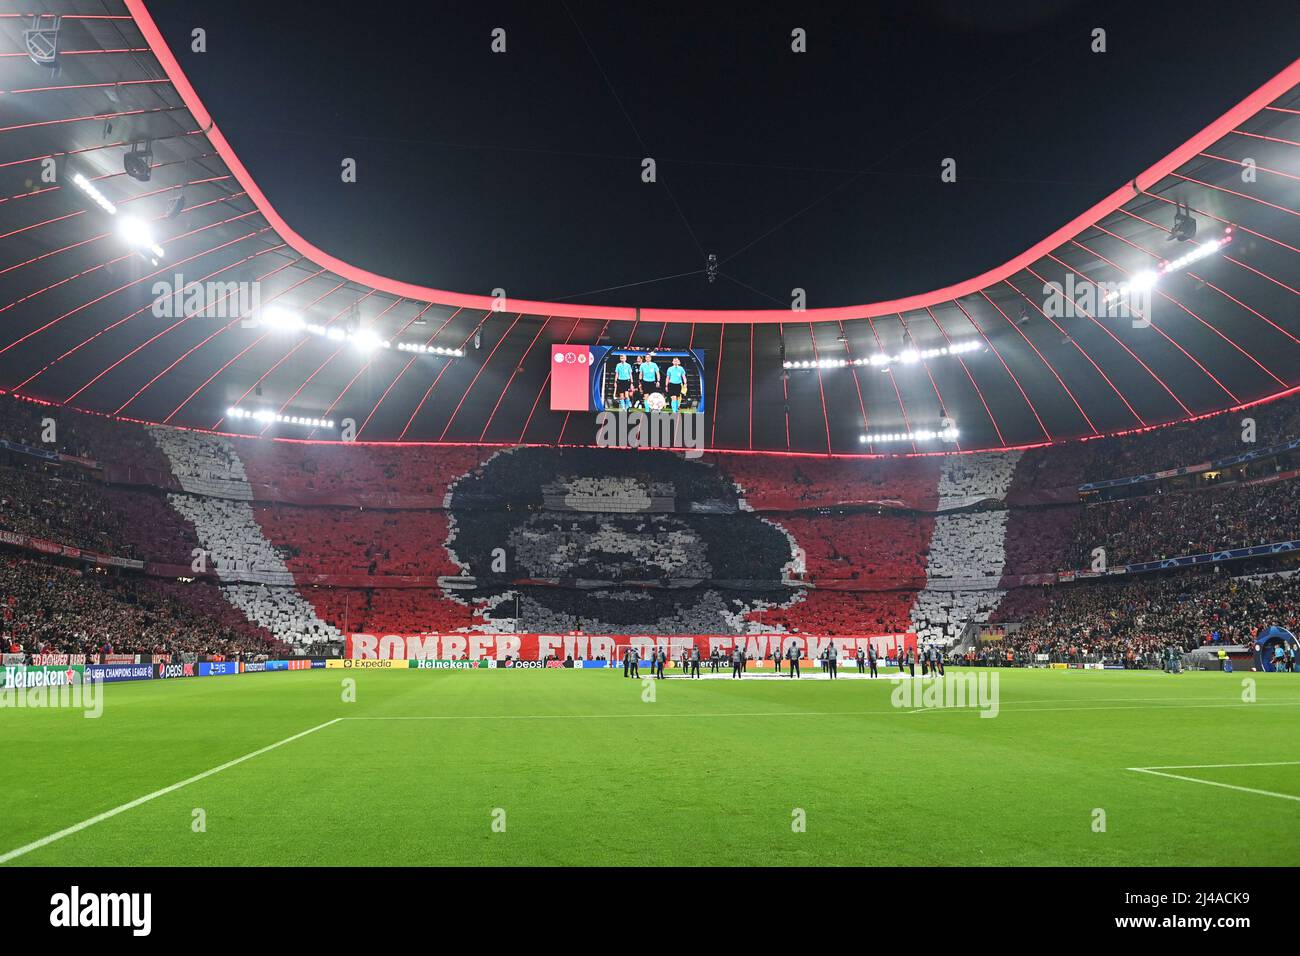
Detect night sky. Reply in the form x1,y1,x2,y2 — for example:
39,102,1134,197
150,0,1300,312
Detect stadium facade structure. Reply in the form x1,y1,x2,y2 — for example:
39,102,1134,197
0,5,1297,456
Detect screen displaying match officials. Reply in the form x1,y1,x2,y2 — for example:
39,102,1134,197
594,347,706,415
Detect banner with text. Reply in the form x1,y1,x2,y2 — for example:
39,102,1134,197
346,633,917,662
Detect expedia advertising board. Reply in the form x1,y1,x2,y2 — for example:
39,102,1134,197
324,658,406,670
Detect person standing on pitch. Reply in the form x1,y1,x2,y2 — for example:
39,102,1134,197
628,647,640,679
787,641,801,679
665,357,687,414
623,645,633,678
638,352,661,403
856,647,866,674
731,644,744,679
690,645,701,678
614,354,635,410
772,646,782,674
826,641,839,679
656,647,666,680
868,643,878,678
908,648,916,679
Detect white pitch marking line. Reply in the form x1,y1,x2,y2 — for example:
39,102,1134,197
1127,766,1300,804
348,701,1300,720
0,717,344,866
1130,760,1300,771
344,711,885,720
906,700,1300,716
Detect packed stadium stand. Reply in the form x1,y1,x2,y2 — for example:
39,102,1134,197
3,387,1299,662
0,10,1297,672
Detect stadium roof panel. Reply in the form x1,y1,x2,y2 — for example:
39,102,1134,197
0,2,1297,453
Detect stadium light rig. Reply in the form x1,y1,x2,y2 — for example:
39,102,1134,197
117,216,164,265
71,171,167,265
225,407,335,429
784,339,980,371
248,308,464,357
396,342,464,357
859,426,959,443
1104,227,1234,305
72,173,116,214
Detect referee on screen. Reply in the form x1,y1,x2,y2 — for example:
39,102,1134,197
614,354,634,410
638,353,661,403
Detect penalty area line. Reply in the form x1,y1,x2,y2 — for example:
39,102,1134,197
0,717,344,866
1126,765,1300,804
343,711,887,720
1131,759,1300,770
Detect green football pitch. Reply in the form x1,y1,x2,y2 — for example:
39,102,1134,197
2,667,1298,866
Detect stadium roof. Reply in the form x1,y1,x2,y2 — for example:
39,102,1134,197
1,2,1298,454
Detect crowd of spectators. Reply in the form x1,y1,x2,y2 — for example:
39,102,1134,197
777,511,931,586
3,387,1300,655
748,590,916,636
0,554,279,659
992,569,1300,663
0,458,197,563
1010,393,1300,494
1000,505,1080,577
1068,474,1300,567
720,454,941,510
253,504,455,578
0,392,170,469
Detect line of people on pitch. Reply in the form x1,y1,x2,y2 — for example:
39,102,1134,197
619,643,945,679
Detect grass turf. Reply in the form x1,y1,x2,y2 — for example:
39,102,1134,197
2,667,1298,866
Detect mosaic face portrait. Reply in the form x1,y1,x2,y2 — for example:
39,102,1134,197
444,448,798,632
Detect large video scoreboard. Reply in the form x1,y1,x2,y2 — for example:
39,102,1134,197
550,345,706,413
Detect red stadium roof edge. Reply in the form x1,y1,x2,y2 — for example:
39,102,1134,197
125,0,1300,325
